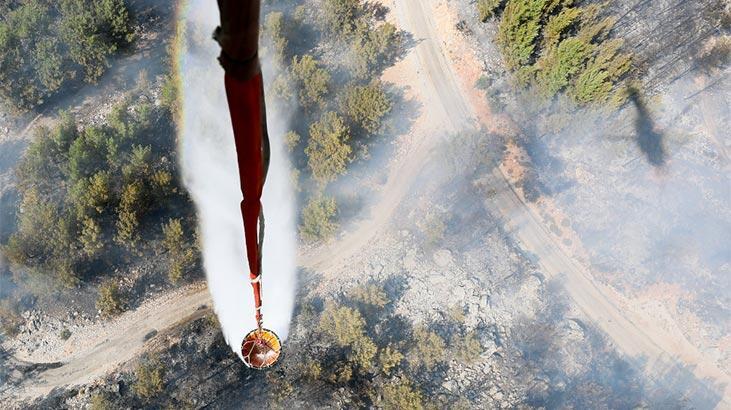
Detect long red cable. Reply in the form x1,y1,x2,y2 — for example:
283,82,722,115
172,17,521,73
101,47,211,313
223,72,267,328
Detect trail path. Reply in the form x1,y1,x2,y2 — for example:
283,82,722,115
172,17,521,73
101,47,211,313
4,0,729,407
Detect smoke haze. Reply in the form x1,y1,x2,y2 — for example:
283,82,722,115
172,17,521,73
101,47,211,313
178,2,297,358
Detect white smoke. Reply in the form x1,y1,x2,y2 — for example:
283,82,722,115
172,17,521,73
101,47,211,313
178,2,297,359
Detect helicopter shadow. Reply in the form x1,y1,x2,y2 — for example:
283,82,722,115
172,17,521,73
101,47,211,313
629,87,667,167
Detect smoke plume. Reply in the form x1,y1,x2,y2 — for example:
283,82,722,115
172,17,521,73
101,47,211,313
178,2,297,358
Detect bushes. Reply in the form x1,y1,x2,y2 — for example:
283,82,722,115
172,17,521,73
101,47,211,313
320,0,361,36
291,54,331,109
161,218,196,283
341,82,392,134
97,279,124,317
407,327,445,370
0,0,134,110
487,0,632,105
377,345,403,375
299,195,338,242
379,380,424,410
133,356,165,399
477,0,503,22
318,302,365,347
306,112,352,184
59,328,72,340
4,96,193,291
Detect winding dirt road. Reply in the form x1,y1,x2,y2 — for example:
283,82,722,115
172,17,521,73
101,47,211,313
5,0,730,407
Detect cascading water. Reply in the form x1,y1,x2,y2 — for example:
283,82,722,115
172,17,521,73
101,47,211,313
177,1,297,359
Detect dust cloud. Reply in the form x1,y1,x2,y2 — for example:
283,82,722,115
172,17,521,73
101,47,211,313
178,2,297,359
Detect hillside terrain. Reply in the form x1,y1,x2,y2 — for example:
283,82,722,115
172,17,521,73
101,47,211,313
0,0,729,408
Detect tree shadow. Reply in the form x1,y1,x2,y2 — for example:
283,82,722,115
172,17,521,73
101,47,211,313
629,87,667,167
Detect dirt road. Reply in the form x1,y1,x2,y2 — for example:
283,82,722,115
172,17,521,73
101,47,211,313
5,0,730,406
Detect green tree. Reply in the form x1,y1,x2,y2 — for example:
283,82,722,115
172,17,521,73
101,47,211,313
349,22,399,79
89,392,115,410
122,144,152,182
378,345,403,375
318,301,365,347
97,279,124,316
133,356,165,399
0,299,22,337
81,170,112,215
68,126,107,182
535,37,593,98
115,182,143,249
379,380,424,410
349,335,377,372
162,218,195,283
497,0,546,70
263,11,287,63
58,0,133,82
291,54,331,108
408,327,445,370
320,0,361,35
300,195,338,242
80,216,104,257
306,111,352,184
284,130,300,152
477,0,502,22
342,83,391,134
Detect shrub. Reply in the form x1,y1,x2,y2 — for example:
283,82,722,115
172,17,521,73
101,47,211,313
477,0,502,22
379,380,424,410
306,111,352,184
420,212,446,245
97,279,124,317
341,82,392,134
300,195,338,242
378,345,403,375
408,327,445,370
90,392,115,410
291,54,331,108
133,356,165,399
60,328,72,340
284,130,300,152
348,335,377,372
318,301,365,346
